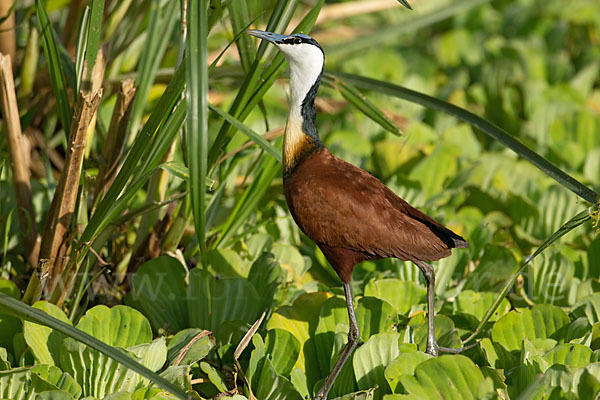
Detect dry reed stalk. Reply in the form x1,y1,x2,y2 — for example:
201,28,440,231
84,48,106,159
0,54,40,267
0,0,16,63
37,88,103,300
92,78,136,205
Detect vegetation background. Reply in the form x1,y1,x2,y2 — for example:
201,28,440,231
1,0,600,399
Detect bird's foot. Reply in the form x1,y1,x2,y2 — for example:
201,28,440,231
426,342,439,357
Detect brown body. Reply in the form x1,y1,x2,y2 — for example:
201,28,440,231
284,147,467,283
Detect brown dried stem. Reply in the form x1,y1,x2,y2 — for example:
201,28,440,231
26,88,103,303
92,78,136,206
0,1,16,63
0,53,40,268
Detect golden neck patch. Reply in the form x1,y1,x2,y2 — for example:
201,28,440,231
283,115,315,173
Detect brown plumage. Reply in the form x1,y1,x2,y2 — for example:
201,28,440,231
247,27,468,400
285,147,467,283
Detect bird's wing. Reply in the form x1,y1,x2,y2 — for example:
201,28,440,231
285,149,466,262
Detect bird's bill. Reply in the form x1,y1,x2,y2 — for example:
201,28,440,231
247,29,289,43
397,0,412,10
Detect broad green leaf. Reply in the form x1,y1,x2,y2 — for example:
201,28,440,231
528,249,575,306
543,343,593,367
384,350,433,393
0,295,187,399
75,305,152,348
200,361,227,392
398,355,490,400
187,268,262,334
247,253,283,313
30,364,81,399
265,329,301,377
573,293,600,325
353,332,401,399
131,256,188,333
166,329,213,366
60,336,167,398
208,248,250,278
364,279,426,315
491,304,570,352
453,290,511,322
267,292,330,392
24,301,72,366
254,357,303,400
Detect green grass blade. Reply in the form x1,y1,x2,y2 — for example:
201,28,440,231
81,63,186,246
209,104,281,163
331,72,599,204
74,6,90,93
186,0,209,262
228,0,254,72
463,207,593,344
213,155,280,248
129,0,179,136
0,294,190,400
36,0,72,136
85,0,105,77
323,75,400,136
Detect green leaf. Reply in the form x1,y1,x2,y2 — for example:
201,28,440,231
166,329,214,367
0,280,21,358
364,279,426,315
36,0,72,136
200,361,228,392
131,255,189,333
573,294,600,325
186,0,210,262
267,292,330,392
323,76,400,136
329,72,598,204
187,268,262,333
31,364,82,398
254,357,303,400
353,332,401,399
398,355,489,399
384,350,433,393
24,301,72,366
265,329,301,376
0,294,188,399
453,290,511,322
209,105,282,163
491,305,571,352
544,343,593,367
75,305,152,348
85,0,105,79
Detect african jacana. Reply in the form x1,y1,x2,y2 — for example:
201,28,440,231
248,25,468,399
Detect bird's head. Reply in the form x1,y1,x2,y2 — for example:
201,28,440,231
247,30,324,83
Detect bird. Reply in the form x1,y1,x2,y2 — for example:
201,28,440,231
247,27,468,400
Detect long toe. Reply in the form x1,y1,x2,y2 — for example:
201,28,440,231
438,342,479,354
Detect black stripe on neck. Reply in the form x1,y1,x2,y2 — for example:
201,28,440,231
300,66,324,147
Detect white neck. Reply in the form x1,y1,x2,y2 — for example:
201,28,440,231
278,42,324,170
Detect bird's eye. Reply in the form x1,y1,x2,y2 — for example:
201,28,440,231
294,37,302,44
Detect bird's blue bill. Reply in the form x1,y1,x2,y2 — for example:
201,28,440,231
247,29,289,43
398,0,412,9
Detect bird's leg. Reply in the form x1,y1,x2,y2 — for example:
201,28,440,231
315,282,360,400
415,261,438,357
